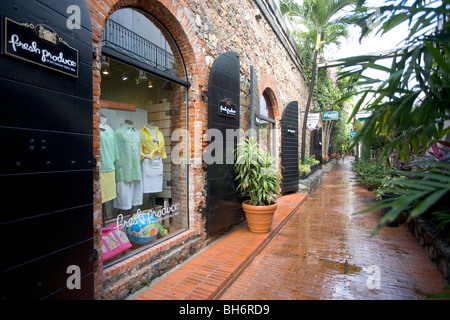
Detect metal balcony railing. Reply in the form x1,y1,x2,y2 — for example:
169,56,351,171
102,19,176,76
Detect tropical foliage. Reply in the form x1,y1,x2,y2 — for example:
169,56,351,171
299,154,321,177
280,0,360,163
336,0,450,236
338,0,450,164
235,137,282,206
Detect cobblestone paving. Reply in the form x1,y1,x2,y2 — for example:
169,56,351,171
220,158,448,300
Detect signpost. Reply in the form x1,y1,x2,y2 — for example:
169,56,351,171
322,111,339,120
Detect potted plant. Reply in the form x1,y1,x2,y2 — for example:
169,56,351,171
375,174,407,227
235,137,282,233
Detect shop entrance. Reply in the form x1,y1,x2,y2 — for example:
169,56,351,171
0,0,94,299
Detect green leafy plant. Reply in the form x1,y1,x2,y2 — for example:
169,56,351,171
304,154,320,166
299,162,312,176
374,174,407,200
280,0,360,163
235,137,282,206
340,0,450,235
353,159,387,191
338,0,450,165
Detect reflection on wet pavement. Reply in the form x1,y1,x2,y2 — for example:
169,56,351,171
220,158,448,300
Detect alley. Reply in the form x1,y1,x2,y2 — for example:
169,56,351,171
133,157,448,301
219,157,448,300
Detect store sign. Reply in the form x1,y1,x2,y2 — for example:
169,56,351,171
355,110,372,122
322,111,339,121
218,98,237,118
307,113,320,130
351,131,357,139
116,201,181,231
4,17,79,78
287,125,296,135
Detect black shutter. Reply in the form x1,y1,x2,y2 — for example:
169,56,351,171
0,0,94,299
250,66,260,136
206,51,241,234
281,101,299,194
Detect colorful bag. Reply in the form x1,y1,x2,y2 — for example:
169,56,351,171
101,223,132,262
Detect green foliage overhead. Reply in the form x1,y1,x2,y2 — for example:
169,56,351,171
337,0,450,165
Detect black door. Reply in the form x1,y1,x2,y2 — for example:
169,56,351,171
0,0,94,299
281,101,299,194
206,51,241,234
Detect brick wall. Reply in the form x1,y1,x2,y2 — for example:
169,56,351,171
87,0,308,299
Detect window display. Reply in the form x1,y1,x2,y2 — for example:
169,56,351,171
99,8,189,265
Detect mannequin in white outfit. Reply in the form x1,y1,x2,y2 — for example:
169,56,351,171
141,121,165,208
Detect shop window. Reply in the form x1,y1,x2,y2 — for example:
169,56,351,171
99,8,189,266
259,92,276,156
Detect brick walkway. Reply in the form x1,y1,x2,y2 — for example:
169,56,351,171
134,157,448,300
220,158,448,300
133,192,308,300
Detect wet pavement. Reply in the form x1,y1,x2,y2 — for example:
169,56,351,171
134,157,448,300
220,157,448,300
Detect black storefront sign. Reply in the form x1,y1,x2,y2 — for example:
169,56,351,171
218,98,237,118
4,17,79,78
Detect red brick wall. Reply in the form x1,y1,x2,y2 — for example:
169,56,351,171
86,0,307,299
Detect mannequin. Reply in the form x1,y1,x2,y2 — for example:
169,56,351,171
99,115,118,202
140,121,167,201
113,119,143,211
100,115,118,223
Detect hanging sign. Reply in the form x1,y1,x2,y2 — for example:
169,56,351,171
254,113,260,127
307,113,320,130
351,131,357,140
218,98,237,118
355,110,372,121
322,111,339,120
4,17,79,78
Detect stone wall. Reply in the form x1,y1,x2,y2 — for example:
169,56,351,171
87,0,309,299
407,217,450,283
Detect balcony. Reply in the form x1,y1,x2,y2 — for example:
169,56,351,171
102,19,176,76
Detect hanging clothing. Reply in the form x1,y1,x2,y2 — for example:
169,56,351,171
113,180,143,210
100,124,118,203
140,125,166,193
114,123,142,183
100,171,117,203
141,157,164,193
100,124,118,173
139,126,167,161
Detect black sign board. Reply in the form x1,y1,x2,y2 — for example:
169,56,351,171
4,17,79,78
218,98,237,118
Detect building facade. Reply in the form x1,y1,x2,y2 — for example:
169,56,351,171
0,0,309,300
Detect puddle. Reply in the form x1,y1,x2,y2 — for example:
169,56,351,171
319,258,363,275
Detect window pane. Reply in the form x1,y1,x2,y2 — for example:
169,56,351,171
100,30,188,265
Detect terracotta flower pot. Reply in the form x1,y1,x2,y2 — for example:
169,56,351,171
242,200,278,233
